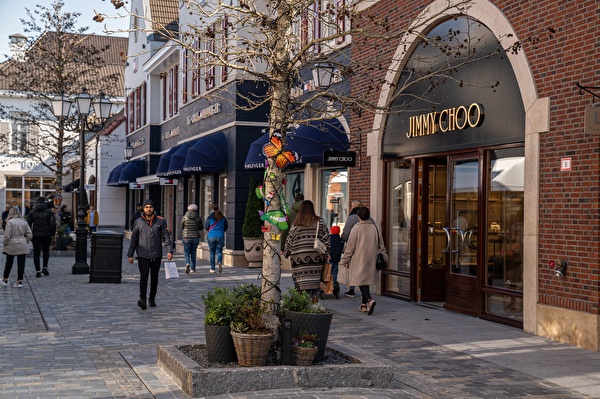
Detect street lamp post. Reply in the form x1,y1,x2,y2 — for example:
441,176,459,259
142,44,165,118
51,88,112,274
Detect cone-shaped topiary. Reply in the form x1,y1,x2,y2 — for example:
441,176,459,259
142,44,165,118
242,176,263,238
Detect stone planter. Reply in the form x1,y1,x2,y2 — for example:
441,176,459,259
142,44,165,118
243,238,263,268
284,310,333,363
230,330,274,366
204,324,236,364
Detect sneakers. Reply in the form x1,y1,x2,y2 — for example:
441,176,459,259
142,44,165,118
1,279,8,287
359,304,368,312
13,282,23,288
218,262,222,273
209,269,216,273
148,298,156,307
185,264,191,274
344,290,355,298
137,299,147,310
42,268,49,276
36,272,42,278
189,269,195,274
367,299,376,315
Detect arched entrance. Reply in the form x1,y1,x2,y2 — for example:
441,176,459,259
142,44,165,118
374,9,537,327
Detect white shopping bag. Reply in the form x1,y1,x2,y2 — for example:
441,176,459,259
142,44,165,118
164,261,180,279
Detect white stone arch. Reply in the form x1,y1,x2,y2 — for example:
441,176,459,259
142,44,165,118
369,0,546,333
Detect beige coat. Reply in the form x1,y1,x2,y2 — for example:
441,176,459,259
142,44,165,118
3,216,32,255
340,220,388,287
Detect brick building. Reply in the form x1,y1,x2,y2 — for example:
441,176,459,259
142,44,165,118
350,0,600,350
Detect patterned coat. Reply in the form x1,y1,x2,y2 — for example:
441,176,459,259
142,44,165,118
283,218,330,291
340,220,388,287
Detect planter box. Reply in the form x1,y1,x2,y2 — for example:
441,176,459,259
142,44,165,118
157,344,393,398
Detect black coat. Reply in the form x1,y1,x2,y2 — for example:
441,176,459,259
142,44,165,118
27,201,55,238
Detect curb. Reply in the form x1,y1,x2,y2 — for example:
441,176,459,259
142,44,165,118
157,344,394,397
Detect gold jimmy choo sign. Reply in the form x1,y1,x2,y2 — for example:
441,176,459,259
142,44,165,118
406,103,484,138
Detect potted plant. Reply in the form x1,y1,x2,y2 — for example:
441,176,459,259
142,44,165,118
201,287,238,363
291,332,319,366
280,288,333,363
230,284,275,366
242,176,264,267
54,224,73,251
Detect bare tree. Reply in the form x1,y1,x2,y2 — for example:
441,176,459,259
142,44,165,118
0,0,125,195
101,0,552,313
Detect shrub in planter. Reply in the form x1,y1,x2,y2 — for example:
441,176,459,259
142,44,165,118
281,288,332,363
230,290,275,367
201,287,238,363
242,176,264,267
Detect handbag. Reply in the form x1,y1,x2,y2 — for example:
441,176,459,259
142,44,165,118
321,262,332,282
313,221,327,255
320,278,334,295
164,261,180,279
374,223,388,270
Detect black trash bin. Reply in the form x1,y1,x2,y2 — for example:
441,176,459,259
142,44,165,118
89,230,123,283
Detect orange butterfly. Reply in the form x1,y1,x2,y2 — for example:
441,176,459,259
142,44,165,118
262,133,299,169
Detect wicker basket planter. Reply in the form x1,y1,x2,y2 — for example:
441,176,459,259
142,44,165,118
285,310,333,363
291,346,318,366
230,330,274,366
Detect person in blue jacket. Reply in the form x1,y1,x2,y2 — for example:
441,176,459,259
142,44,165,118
205,204,228,273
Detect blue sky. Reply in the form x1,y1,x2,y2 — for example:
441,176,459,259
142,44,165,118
0,0,129,59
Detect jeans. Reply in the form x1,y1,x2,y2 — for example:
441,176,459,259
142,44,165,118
330,262,339,283
207,236,224,271
88,225,97,237
138,257,161,300
3,254,26,281
182,237,200,270
32,236,51,271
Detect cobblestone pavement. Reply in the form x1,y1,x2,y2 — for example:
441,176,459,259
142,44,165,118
0,238,599,398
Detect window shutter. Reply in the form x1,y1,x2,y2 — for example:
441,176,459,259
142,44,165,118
0,121,9,153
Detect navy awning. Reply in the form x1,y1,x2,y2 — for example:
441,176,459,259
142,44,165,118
117,160,147,185
244,119,348,169
107,162,127,186
183,132,228,173
63,178,80,193
166,141,194,176
156,146,180,177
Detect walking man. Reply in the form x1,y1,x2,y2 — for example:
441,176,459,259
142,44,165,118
127,199,173,310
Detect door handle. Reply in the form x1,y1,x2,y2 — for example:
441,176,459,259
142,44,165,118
442,227,465,253
465,227,477,249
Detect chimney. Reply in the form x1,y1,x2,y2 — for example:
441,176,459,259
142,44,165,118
9,34,27,60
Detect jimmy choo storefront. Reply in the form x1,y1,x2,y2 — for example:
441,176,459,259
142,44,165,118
375,14,529,327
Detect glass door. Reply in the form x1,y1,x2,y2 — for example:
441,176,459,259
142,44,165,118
444,154,480,315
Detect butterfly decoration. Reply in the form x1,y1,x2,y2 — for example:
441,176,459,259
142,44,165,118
262,133,300,169
270,233,281,241
261,225,271,233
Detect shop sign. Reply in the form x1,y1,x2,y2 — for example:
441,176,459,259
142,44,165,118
129,183,145,190
159,178,178,186
323,151,356,167
585,106,600,134
406,103,484,138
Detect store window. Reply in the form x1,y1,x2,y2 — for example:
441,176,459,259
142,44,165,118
5,176,54,215
320,169,348,228
285,171,304,211
219,175,227,216
485,147,524,320
385,161,412,296
200,176,213,219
